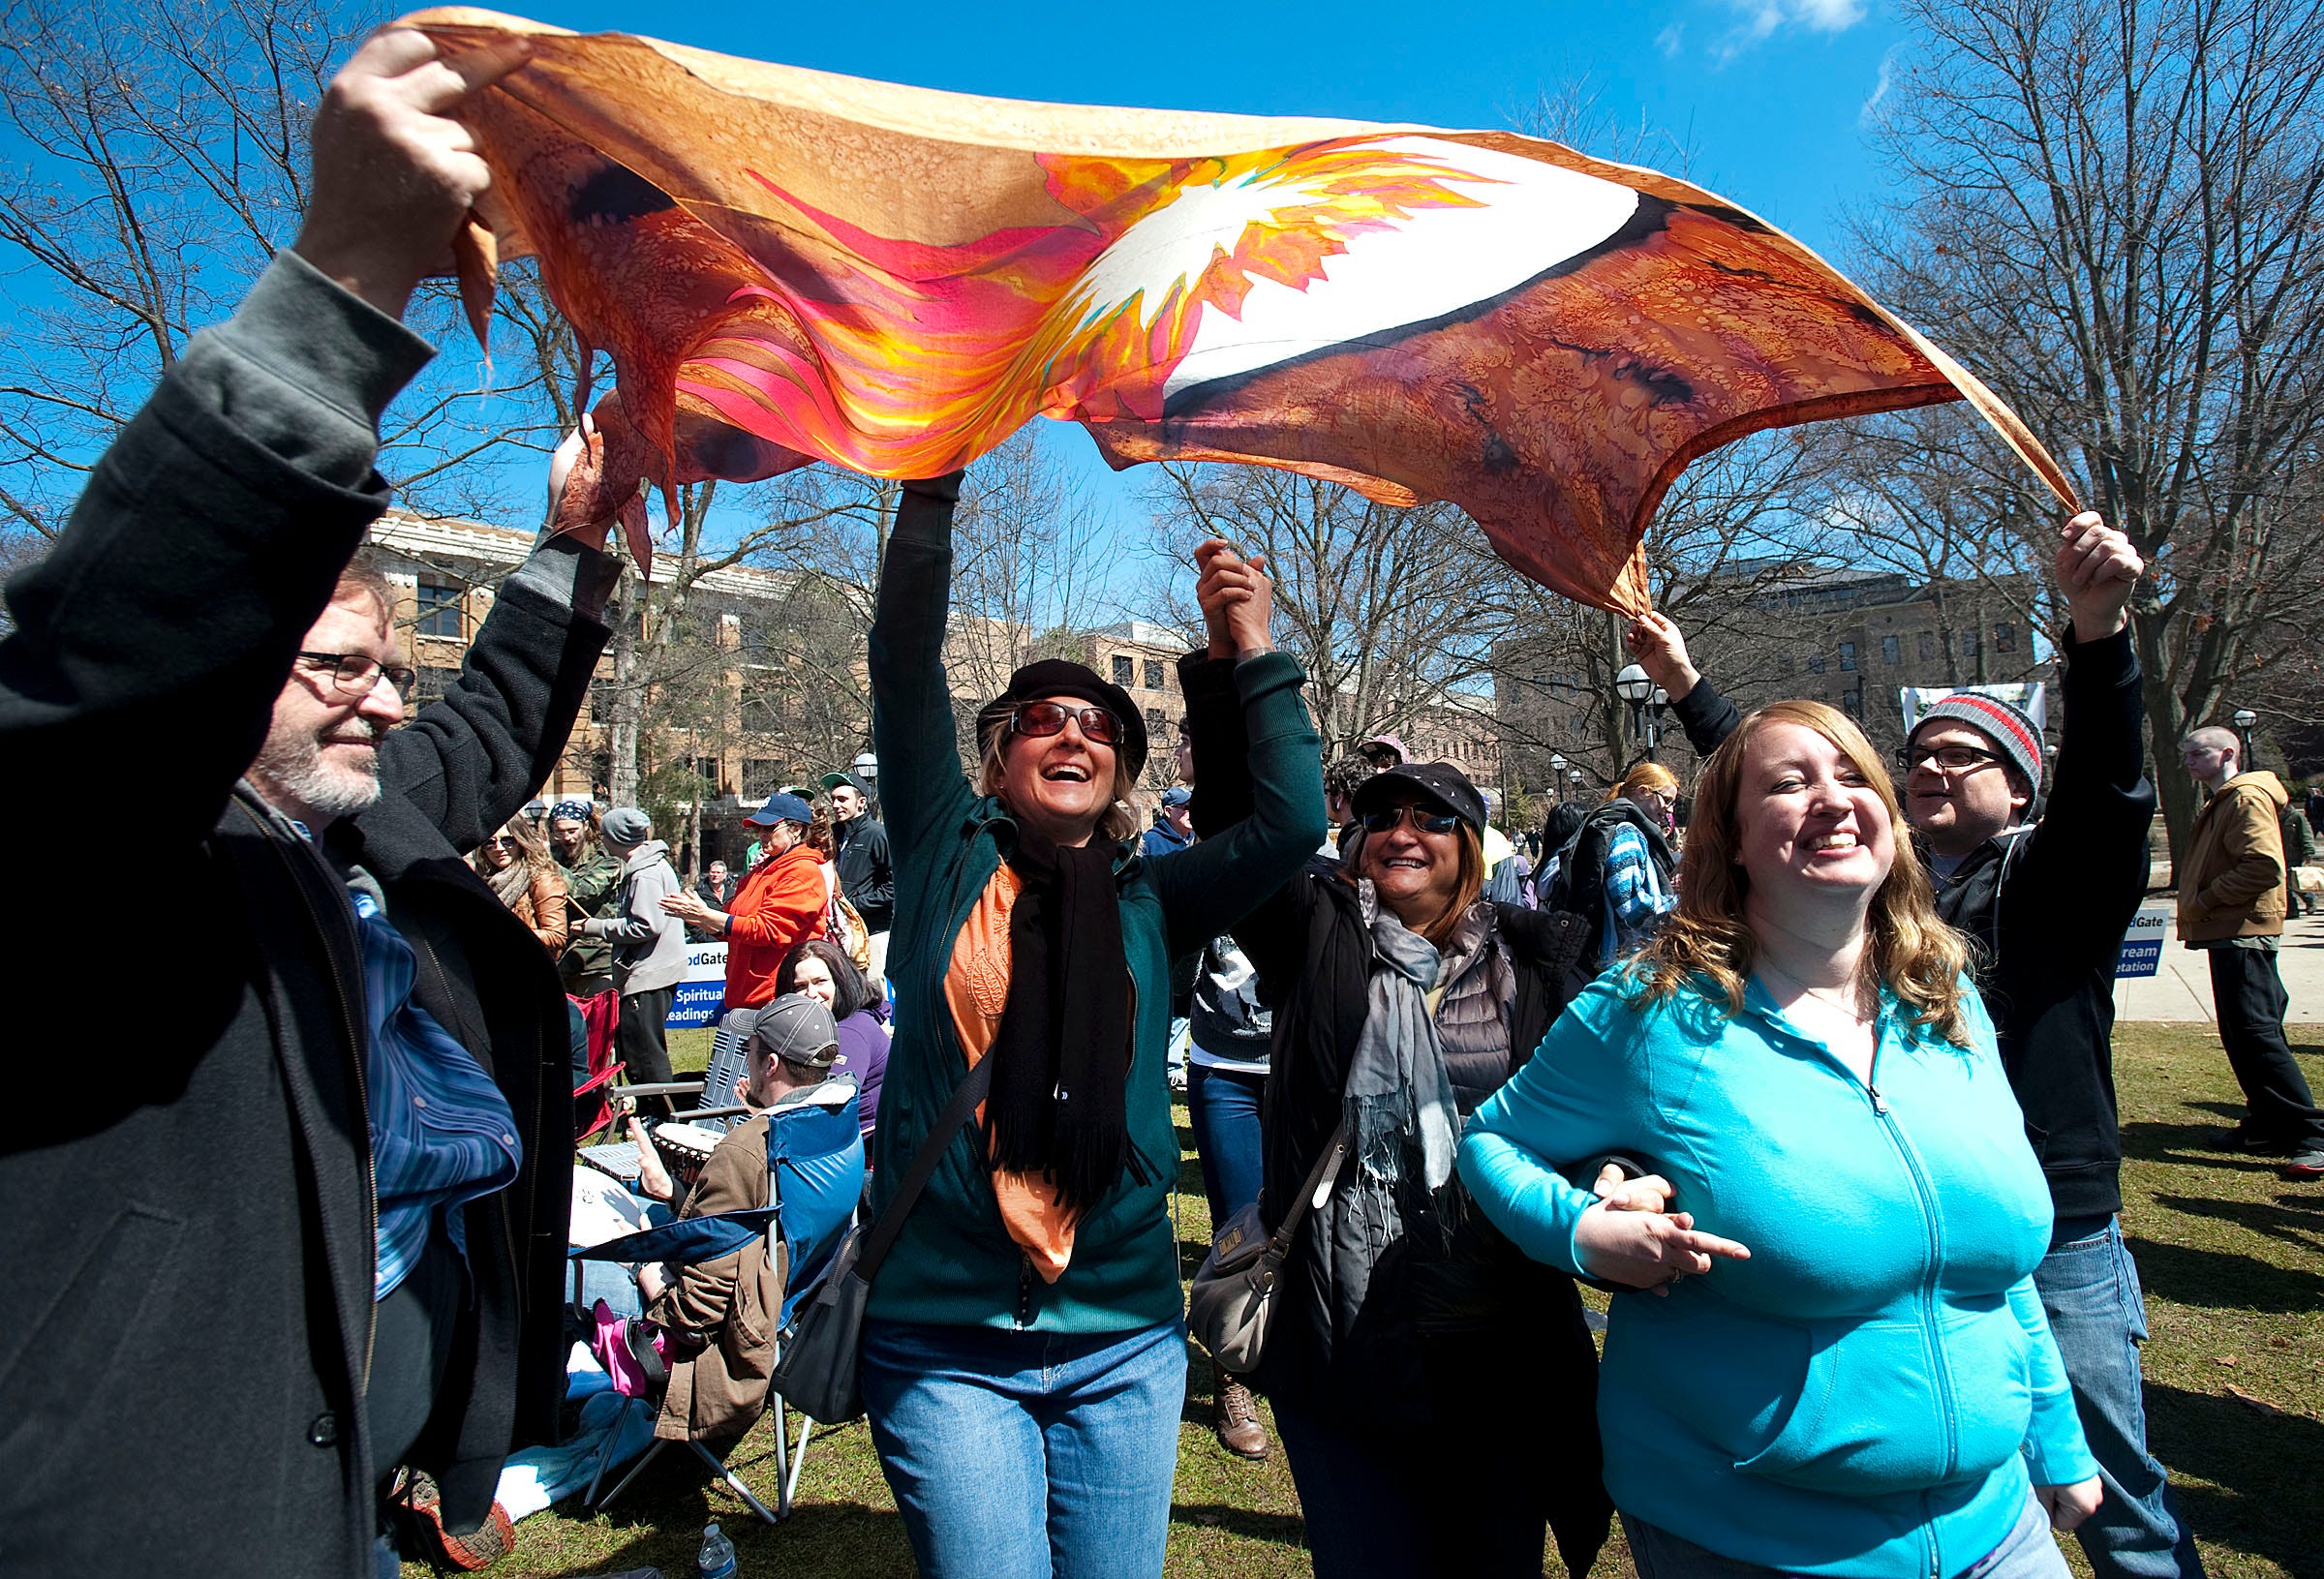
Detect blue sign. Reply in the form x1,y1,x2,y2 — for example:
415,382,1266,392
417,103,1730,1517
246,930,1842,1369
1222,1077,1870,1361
2114,907,2168,980
668,942,729,1028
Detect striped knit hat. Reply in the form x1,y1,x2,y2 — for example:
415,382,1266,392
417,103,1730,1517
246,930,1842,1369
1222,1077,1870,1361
1909,692,2044,797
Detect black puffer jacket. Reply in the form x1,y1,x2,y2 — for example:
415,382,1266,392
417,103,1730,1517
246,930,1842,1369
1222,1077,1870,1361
0,255,610,1577
1184,659,1609,1577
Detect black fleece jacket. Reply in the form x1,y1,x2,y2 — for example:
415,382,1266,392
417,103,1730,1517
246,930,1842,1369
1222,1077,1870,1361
0,253,615,1577
1676,627,2154,1220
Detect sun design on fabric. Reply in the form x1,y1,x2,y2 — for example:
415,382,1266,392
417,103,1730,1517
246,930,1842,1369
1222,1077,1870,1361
1034,141,1508,417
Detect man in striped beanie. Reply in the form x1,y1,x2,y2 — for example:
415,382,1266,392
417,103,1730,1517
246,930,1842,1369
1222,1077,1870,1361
1906,689,2047,852
1902,513,2206,1579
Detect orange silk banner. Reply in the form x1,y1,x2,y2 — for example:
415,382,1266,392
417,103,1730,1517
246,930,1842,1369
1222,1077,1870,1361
402,8,2074,612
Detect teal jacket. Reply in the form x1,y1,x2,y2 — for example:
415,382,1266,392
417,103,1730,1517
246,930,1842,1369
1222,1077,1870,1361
1459,972,2097,1578
866,478,1325,1332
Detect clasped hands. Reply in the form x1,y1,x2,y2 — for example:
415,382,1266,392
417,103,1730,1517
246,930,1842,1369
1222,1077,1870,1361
1578,1163,1749,1296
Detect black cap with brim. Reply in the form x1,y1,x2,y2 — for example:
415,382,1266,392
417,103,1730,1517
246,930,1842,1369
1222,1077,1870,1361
1351,761,1488,834
974,658,1148,777
818,771,869,797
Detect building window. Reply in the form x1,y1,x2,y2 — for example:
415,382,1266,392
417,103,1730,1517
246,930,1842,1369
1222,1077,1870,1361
1995,622,2016,653
1918,630,1938,662
1961,629,1980,659
1882,634,1901,666
1808,651,1827,675
1842,688,1862,718
1144,658,1165,690
1111,654,1134,684
1144,706,1166,741
743,759,783,797
414,579,464,639
1839,641,1857,672
690,756,721,789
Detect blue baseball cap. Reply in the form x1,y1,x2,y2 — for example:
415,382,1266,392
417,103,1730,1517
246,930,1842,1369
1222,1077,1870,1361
1160,785,1192,807
745,791,815,828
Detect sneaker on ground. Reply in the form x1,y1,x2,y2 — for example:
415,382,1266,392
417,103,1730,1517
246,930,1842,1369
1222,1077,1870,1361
2283,1149,2324,1181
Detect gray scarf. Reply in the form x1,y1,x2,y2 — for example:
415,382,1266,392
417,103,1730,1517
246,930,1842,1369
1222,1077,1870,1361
1317,883,1462,1314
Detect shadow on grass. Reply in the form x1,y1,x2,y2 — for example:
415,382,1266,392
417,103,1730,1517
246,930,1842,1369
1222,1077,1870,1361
2151,1190,2324,1259
1171,1501,1307,1546
2125,1233,2324,1314
2119,1117,2294,1174
2148,1380,2324,1579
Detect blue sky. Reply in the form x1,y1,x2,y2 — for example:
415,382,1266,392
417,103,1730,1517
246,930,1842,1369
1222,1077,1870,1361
482,0,1915,568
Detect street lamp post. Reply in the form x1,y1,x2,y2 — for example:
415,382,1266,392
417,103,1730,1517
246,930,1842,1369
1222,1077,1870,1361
853,750,879,815
1549,752,1567,801
1569,767,1583,800
2231,709,2257,767
1613,665,1667,757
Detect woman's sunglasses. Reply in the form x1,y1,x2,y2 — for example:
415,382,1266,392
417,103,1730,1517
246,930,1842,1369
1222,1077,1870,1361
1010,701,1122,745
487,835,521,850
1360,805,1461,835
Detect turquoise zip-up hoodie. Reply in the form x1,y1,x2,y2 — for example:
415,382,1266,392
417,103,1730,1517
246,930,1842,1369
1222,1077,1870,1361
865,477,1325,1333
1459,972,2096,1578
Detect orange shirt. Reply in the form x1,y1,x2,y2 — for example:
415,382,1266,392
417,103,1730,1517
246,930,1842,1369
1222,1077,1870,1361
944,864,1079,1281
723,842,826,1008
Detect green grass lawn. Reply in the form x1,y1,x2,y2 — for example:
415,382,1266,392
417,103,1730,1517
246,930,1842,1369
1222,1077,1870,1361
433,1023,2323,1578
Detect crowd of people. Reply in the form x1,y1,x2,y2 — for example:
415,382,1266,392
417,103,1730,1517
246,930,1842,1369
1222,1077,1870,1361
3,26,2314,1579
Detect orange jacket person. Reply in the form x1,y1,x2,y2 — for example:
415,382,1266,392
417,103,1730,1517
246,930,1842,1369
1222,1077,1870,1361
663,791,827,1009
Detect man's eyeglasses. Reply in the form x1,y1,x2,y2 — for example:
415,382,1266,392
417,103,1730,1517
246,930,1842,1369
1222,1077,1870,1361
1010,701,1122,745
296,651,417,700
1360,805,1461,836
1900,743,2004,774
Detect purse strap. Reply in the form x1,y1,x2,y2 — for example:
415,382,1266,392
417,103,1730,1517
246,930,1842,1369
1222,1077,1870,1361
851,1054,994,1285
1267,1118,1350,1255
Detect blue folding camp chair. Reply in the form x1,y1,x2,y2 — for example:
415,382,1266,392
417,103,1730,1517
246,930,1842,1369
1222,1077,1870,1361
570,1077,864,1523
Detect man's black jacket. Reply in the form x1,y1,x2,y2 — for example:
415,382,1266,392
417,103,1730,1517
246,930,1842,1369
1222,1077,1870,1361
832,812,895,931
0,255,614,1577
1679,626,2154,1220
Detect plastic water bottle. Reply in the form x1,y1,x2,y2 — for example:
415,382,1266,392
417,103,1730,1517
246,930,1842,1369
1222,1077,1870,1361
697,1520,738,1579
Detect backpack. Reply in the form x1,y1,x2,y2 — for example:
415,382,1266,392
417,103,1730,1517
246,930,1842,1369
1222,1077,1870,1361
1541,801,1677,981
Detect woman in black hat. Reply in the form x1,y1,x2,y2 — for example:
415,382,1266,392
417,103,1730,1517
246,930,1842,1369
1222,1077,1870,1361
1185,727,1615,1576
858,471,1325,1578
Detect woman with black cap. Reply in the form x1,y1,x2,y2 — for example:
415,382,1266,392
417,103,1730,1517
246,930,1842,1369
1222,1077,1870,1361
859,471,1324,1577
1185,724,1614,1575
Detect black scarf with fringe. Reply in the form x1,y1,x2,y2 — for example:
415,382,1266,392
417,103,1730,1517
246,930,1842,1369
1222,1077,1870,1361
982,823,1144,1211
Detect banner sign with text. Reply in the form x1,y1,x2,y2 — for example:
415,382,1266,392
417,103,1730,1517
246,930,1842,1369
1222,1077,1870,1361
2114,905,2167,979
668,942,728,1029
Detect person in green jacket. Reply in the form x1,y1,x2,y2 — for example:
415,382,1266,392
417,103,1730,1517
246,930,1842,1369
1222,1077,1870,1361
548,797,621,997
860,471,1324,1578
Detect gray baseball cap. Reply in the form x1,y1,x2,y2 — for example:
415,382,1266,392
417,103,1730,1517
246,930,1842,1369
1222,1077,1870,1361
747,993,841,1070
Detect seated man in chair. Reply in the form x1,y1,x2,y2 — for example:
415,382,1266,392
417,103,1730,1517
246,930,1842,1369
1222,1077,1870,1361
634,994,865,1444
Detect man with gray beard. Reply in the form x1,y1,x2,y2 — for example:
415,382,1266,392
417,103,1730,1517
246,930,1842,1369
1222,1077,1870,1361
0,28,616,1578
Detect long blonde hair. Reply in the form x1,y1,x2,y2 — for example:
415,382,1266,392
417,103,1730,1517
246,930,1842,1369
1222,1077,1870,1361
1633,699,1972,1044
977,724,1141,846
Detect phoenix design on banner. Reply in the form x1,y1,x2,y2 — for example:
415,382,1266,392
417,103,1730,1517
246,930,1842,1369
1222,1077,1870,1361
402,9,2076,612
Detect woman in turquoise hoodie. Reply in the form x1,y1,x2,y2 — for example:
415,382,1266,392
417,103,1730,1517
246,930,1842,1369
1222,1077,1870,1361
861,474,1324,1577
1459,700,2100,1579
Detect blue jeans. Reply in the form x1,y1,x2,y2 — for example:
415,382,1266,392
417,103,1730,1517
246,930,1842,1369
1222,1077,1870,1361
1185,1062,1266,1224
2033,1215,2206,1579
860,1317,1186,1579
1623,1492,2064,1579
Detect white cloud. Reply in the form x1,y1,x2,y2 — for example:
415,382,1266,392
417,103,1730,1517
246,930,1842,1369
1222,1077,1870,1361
1710,0,1868,61
1859,43,1904,124
1656,20,1687,56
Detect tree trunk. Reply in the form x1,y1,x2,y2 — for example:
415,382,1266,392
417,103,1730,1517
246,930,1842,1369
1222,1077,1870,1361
605,570,642,805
